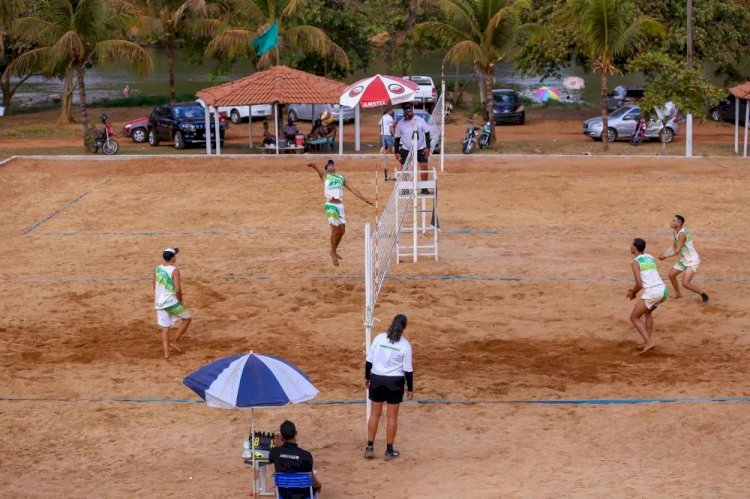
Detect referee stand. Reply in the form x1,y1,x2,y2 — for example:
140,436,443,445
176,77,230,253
396,166,439,263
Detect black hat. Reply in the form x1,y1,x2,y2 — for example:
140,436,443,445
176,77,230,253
325,159,335,169
162,247,179,260
280,420,297,439
402,101,414,110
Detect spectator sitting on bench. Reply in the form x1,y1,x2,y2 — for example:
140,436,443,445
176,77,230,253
308,119,323,141
283,117,299,144
320,122,336,140
262,121,276,146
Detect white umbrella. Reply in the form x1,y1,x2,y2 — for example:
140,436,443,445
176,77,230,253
563,76,586,90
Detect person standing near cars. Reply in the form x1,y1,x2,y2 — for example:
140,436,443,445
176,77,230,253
379,109,395,154
394,102,431,194
364,314,414,461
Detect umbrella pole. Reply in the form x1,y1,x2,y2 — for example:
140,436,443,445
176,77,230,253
251,408,256,496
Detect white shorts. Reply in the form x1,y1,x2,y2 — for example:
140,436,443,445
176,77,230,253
641,285,668,310
156,302,191,327
673,261,699,273
324,202,346,226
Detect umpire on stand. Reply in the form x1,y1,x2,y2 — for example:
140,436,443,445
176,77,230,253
364,314,414,462
394,102,432,194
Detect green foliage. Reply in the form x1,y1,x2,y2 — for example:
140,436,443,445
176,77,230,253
89,93,197,108
634,0,750,85
629,51,725,120
293,0,374,78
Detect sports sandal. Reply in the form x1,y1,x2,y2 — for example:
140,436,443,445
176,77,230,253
364,446,374,459
384,449,400,461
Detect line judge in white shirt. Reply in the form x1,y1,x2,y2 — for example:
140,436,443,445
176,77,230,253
364,314,414,462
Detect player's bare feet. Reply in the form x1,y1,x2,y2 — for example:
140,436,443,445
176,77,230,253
164,353,170,360
336,252,343,259
169,342,182,353
637,341,656,355
673,293,682,299
330,252,339,266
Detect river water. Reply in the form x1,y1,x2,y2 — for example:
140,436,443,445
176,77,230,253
9,48,656,108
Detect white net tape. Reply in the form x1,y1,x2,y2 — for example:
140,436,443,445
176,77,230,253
367,92,444,308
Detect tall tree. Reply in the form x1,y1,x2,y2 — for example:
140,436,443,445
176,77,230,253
557,0,664,151
204,0,348,70
1,0,34,113
295,0,373,78
630,51,723,154
414,0,534,146
6,0,151,150
136,0,209,102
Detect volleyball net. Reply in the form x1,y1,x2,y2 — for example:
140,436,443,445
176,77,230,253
366,90,444,312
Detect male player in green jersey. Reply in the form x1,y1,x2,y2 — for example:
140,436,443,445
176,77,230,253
628,238,668,355
659,214,709,303
308,160,374,266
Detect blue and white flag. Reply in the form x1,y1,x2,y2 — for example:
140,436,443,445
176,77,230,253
183,353,319,409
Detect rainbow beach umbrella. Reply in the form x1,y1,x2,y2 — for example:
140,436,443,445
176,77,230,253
534,86,561,102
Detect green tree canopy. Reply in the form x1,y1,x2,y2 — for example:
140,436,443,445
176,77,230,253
415,0,536,146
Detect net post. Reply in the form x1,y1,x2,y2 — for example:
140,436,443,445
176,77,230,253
364,222,373,427
412,132,418,262
441,80,445,172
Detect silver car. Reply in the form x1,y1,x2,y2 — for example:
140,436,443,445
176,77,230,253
286,103,355,123
583,105,680,143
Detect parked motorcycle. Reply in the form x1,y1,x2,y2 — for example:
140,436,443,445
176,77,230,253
461,122,492,154
630,117,647,145
91,113,119,155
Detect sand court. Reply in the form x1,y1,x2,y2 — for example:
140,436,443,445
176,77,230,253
1,155,749,496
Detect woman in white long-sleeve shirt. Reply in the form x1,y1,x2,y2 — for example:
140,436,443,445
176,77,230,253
364,314,413,461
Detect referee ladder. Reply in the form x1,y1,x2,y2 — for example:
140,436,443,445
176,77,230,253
396,167,439,262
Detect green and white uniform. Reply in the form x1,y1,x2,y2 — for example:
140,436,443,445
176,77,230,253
635,253,668,310
324,172,346,226
154,264,191,327
673,228,701,272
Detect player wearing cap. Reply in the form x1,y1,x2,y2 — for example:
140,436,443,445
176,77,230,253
268,420,322,498
394,101,431,194
659,214,709,303
364,314,413,461
307,160,374,266
627,238,668,355
153,247,191,359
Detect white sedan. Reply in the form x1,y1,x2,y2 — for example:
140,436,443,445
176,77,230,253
217,104,273,124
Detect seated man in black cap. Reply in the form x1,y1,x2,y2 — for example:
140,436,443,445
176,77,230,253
269,420,322,499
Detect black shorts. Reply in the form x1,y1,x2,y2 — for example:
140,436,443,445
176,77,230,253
369,374,405,404
398,148,428,165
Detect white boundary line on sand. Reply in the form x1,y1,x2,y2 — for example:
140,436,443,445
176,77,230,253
2,153,716,161
0,156,18,167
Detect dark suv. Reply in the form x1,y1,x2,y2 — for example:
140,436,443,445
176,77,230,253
492,89,525,125
147,103,226,149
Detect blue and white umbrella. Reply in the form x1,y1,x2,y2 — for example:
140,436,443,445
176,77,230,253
183,353,319,494
183,352,319,409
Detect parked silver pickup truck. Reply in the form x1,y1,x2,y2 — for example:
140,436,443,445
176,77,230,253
403,75,436,112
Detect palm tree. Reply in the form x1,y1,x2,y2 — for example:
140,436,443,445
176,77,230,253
415,0,534,146
204,0,348,70
6,0,151,149
136,0,209,102
557,0,664,151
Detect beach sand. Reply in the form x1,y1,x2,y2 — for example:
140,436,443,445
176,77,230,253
1,155,748,496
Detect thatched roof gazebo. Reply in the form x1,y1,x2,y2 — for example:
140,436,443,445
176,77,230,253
728,82,750,157
197,66,348,155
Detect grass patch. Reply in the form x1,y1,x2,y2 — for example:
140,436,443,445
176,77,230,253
0,123,81,139
89,93,198,108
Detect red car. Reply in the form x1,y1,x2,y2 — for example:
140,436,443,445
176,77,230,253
122,117,148,143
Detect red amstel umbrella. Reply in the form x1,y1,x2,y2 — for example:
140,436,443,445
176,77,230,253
340,74,418,109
